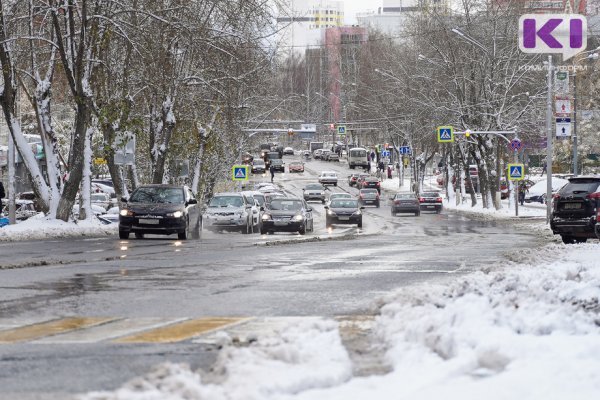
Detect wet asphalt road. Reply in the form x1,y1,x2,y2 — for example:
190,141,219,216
0,156,548,398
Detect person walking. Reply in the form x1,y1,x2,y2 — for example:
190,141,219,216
387,165,392,179
0,181,5,213
519,183,527,205
269,164,275,183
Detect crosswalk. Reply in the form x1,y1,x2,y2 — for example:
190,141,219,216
0,316,373,345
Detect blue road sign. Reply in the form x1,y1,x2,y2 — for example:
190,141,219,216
509,139,523,152
381,150,390,157
399,146,411,155
437,126,454,143
507,163,524,181
232,165,248,181
337,125,346,135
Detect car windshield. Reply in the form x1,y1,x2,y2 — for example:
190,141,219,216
269,199,303,211
208,196,244,208
395,193,415,199
305,184,323,190
331,194,352,200
130,187,184,203
422,192,439,197
290,162,302,166
253,160,264,165
331,199,358,208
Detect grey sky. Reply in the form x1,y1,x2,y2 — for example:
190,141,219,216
342,0,383,24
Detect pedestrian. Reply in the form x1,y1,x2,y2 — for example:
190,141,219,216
519,184,527,205
378,160,384,174
540,164,547,177
0,181,5,213
387,165,392,179
269,164,275,183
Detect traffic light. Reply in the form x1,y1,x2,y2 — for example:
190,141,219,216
329,123,335,130
465,129,471,138
288,128,294,136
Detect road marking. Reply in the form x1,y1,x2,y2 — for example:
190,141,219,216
32,317,187,344
0,317,115,344
113,317,248,343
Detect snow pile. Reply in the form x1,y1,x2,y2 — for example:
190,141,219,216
82,244,600,399
0,213,117,241
83,319,352,400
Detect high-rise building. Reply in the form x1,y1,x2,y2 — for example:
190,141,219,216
356,0,450,35
276,0,344,55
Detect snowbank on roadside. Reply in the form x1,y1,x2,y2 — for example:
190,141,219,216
80,243,600,400
0,213,117,241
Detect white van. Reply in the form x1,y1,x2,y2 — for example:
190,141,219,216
348,147,368,169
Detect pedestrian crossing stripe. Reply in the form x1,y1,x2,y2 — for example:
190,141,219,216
0,316,373,345
437,126,454,143
507,163,524,181
232,165,248,181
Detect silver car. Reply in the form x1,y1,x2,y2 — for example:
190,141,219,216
203,192,256,234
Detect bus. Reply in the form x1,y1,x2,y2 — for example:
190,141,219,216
348,147,368,169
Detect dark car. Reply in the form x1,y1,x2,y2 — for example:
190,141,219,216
358,188,380,207
419,191,443,213
119,184,201,240
260,197,314,235
325,198,363,228
550,176,600,244
348,173,360,187
391,192,420,216
270,159,285,172
360,177,381,193
303,183,326,203
251,159,266,174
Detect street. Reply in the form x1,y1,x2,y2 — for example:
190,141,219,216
0,155,547,399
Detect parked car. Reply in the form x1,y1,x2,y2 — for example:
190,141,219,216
288,161,304,173
91,192,111,210
270,159,285,172
360,177,381,193
550,176,600,244
303,183,327,203
251,159,266,174
72,204,108,218
318,171,338,186
283,147,294,155
358,188,380,207
119,184,201,240
202,192,256,234
419,191,443,213
325,198,363,228
390,192,420,216
327,153,340,162
13,200,38,221
260,197,314,235
525,177,569,204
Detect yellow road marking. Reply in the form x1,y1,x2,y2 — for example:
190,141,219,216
0,317,115,344
113,317,247,343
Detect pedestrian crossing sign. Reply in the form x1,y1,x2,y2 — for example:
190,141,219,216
437,126,454,143
232,165,249,181
507,163,524,181
337,125,346,135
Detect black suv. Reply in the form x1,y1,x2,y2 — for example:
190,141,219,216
550,176,600,244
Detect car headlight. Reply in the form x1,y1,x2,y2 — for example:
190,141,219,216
120,209,133,217
262,213,272,220
168,210,183,218
327,210,336,216
294,214,303,221
352,210,362,215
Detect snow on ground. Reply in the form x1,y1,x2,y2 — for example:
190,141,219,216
0,213,116,241
82,242,600,400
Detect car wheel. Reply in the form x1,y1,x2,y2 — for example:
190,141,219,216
178,219,189,240
299,225,306,235
561,235,575,244
376,202,380,208
260,227,267,235
321,199,325,204
119,230,129,239
357,220,363,228
415,211,420,216
391,210,396,216
242,219,251,234
326,217,331,228
135,233,144,239
334,183,337,186
436,209,442,214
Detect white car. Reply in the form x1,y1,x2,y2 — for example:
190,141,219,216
283,147,294,155
326,192,353,206
524,177,569,204
318,171,338,186
202,192,257,234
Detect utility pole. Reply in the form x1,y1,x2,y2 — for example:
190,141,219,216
572,68,578,177
546,55,554,223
